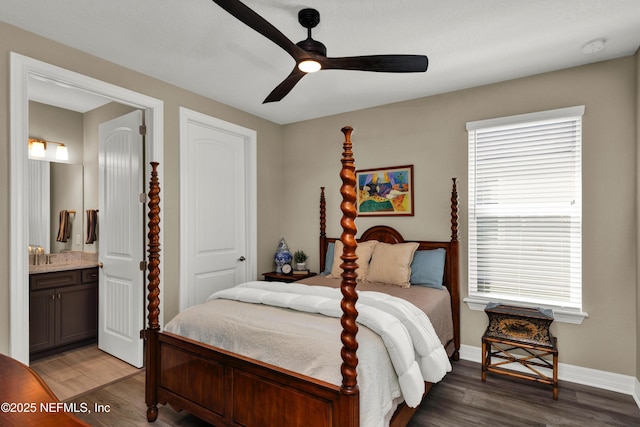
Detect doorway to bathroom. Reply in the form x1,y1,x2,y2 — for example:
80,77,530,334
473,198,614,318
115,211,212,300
10,53,163,368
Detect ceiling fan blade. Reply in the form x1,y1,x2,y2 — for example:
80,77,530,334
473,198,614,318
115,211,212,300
320,55,428,73
263,67,307,103
211,0,305,60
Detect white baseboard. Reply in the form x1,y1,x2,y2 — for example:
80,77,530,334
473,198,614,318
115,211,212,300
460,344,640,408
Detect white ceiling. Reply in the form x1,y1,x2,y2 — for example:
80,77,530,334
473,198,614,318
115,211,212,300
3,0,640,124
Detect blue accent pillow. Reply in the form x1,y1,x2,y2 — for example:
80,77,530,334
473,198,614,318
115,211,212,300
410,248,446,289
322,242,335,275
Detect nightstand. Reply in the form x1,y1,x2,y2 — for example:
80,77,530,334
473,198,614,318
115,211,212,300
481,303,559,399
262,271,317,283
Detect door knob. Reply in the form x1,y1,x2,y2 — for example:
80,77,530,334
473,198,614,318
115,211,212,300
98,262,104,268
238,256,246,262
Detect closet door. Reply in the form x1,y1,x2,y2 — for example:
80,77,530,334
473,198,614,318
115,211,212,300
180,108,256,310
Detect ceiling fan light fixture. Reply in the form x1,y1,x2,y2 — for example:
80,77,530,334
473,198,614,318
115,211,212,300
210,2,429,102
298,59,321,73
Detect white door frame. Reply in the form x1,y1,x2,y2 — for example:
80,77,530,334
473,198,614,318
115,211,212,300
9,52,164,364
179,107,257,312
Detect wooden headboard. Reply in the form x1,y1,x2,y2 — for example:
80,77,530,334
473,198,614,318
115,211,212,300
318,180,461,360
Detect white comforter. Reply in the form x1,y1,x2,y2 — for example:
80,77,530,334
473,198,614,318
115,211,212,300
166,281,451,426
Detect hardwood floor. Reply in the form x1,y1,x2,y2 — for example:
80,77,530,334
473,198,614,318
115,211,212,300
64,359,640,426
30,345,141,401
67,371,209,427
409,360,640,427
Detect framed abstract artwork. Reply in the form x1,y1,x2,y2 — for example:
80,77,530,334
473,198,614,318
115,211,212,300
356,165,414,216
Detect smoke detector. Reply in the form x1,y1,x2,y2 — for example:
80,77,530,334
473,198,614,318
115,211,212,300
582,39,606,54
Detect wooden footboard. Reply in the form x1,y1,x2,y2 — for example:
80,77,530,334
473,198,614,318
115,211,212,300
146,329,428,427
148,331,358,427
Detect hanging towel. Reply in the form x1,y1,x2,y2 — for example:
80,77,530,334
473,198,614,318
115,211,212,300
56,210,71,242
86,209,98,244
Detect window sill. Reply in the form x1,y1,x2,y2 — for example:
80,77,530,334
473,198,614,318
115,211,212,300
464,297,588,325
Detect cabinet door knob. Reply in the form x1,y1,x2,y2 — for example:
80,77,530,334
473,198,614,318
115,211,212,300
98,262,104,269
238,256,246,262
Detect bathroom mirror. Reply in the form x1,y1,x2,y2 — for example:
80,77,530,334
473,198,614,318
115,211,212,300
29,160,84,254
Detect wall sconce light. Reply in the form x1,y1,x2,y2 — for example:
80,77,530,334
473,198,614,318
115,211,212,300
56,144,69,161
28,138,46,158
28,138,70,161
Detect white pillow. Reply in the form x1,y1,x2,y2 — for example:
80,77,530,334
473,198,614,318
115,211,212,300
327,240,378,280
366,242,420,288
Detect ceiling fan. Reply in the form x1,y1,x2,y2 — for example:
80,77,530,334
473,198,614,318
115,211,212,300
211,0,429,103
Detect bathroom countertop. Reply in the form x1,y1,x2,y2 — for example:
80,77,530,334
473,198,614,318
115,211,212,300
29,261,99,274
29,251,99,274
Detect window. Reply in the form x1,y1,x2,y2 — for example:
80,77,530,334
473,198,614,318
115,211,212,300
467,106,584,318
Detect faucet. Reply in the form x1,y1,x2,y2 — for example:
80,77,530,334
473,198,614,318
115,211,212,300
28,245,45,265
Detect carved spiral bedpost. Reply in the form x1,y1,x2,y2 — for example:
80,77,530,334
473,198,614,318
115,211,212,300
319,187,327,273
145,162,161,421
450,177,461,360
147,162,161,331
450,178,458,243
338,126,359,398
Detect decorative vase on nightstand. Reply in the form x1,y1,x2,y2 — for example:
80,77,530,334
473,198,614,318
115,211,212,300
274,238,292,274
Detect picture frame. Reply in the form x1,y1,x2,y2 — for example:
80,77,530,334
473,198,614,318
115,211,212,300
356,165,414,216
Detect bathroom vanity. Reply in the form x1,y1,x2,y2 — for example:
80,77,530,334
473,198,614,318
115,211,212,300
29,266,98,360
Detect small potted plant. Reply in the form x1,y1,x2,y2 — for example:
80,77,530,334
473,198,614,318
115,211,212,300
293,250,308,271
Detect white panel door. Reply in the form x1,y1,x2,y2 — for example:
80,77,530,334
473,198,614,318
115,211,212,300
98,110,145,368
181,109,254,310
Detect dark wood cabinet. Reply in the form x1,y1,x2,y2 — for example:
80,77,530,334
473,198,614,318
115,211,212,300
29,288,56,353
29,267,98,360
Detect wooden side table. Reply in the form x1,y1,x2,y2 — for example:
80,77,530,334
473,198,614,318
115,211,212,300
0,353,91,426
262,271,317,283
481,303,559,399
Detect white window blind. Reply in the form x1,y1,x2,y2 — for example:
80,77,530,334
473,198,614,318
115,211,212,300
467,106,584,310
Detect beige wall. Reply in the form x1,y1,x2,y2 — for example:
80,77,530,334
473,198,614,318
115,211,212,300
636,48,640,381
0,22,283,355
1,21,638,378
282,57,638,375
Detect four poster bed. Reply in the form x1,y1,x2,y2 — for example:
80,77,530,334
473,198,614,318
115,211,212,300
143,126,460,427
